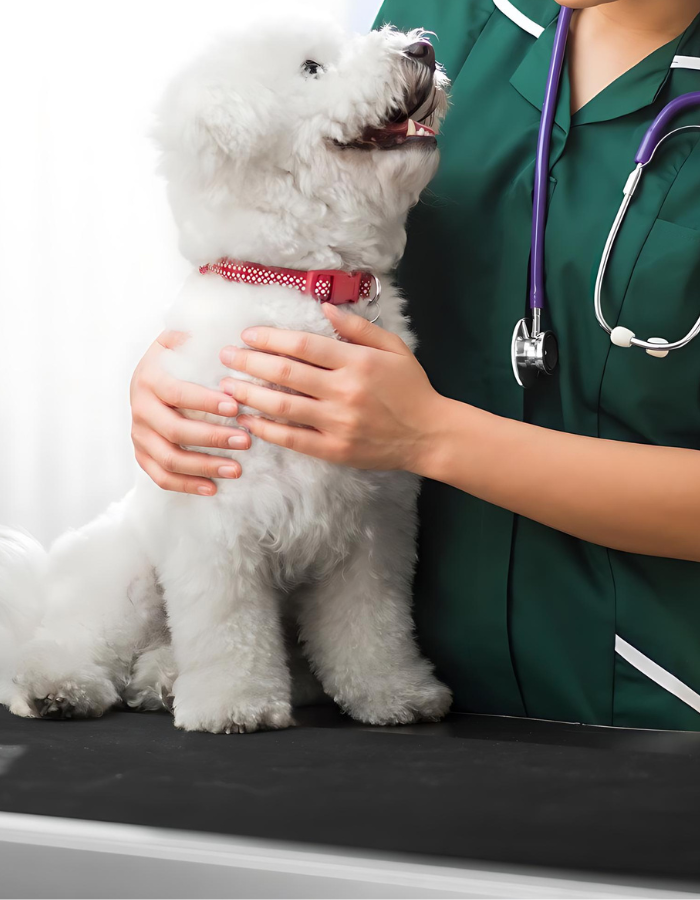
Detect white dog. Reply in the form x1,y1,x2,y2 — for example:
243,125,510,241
0,16,452,734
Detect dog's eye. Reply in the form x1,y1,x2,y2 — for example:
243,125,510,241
302,59,324,78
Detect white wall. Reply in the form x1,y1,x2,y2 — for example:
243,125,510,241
0,0,382,546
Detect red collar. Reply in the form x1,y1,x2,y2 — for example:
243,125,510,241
199,258,380,305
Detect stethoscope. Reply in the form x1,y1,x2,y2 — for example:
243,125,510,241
512,6,700,388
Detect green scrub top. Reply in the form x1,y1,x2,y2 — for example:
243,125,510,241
374,0,700,731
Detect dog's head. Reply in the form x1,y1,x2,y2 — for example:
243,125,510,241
153,16,449,271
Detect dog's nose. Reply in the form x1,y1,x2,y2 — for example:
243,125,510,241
405,41,435,72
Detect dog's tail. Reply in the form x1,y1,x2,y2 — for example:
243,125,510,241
0,528,46,707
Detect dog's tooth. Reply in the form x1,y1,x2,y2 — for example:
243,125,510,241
406,118,416,136
418,128,426,136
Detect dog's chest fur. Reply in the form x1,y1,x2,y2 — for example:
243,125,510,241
148,271,414,585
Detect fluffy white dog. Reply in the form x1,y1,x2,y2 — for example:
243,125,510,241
0,16,452,733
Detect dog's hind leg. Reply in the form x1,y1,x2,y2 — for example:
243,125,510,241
11,493,161,719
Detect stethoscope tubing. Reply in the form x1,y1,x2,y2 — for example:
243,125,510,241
594,123,700,353
530,5,573,315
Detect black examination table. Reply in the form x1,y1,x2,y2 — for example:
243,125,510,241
1,705,700,898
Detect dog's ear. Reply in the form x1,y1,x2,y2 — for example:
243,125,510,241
152,68,274,184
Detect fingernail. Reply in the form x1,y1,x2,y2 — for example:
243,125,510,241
218,466,239,478
218,402,237,416
241,329,257,343
228,435,248,449
221,348,237,366
197,485,215,495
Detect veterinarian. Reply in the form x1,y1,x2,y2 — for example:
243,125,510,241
130,0,700,731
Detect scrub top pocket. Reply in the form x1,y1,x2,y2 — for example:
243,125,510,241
599,217,700,449
623,218,700,342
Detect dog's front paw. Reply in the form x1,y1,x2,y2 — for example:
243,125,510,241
341,675,452,726
13,641,119,719
172,670,293,734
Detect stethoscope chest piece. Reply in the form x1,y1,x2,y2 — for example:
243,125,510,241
511,317,559,388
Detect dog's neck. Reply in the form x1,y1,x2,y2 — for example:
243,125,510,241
170,191,409,277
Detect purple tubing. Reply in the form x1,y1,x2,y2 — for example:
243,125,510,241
635,91,700,165
530,6,573,312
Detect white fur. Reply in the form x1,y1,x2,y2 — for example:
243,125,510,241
2,16,452,732
0,529,45,713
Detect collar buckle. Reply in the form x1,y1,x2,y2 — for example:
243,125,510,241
305,269,362,304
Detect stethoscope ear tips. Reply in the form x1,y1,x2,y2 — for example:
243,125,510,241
610,327,670,357
610,326,635,348
646,337,669,359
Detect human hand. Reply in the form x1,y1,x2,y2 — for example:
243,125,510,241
219,305,445,473
130,330,250,495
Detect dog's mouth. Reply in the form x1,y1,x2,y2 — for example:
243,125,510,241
359,115,437,149
335,79,443,151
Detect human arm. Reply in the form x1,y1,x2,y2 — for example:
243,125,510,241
220,305,700,562
130,330,250,495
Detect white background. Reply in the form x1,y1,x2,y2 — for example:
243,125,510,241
0,0,382,546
